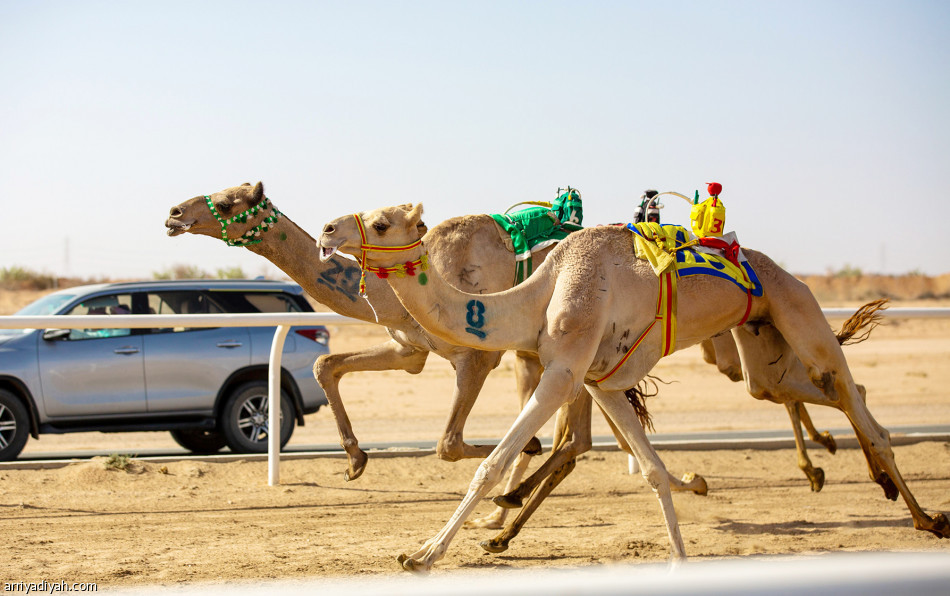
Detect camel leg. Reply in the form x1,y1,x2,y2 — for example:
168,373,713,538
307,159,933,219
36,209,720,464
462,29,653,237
587,384,687,562
397,367,580,573
480,449,578,554
482,384,707,554
785,402,825,492
464,351,544,530
798,401,837,454
708,331,836,489
435,348,509,461
477,394,590,551
738,279,949,537
599,406,708,496
493,392,592,510
709,333,745,382
313,340,428,481
735,325,892,494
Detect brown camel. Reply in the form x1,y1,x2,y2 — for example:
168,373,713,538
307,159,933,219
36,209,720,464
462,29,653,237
319,203,948,572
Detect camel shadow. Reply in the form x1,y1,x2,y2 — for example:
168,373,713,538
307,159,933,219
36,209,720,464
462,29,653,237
713,515,915,536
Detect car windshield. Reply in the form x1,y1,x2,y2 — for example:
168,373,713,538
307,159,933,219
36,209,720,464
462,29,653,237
0,293,78,335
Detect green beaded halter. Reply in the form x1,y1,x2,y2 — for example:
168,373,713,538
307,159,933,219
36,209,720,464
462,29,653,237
205,195,282,246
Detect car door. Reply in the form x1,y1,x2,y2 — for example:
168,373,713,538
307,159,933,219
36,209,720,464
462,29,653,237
141,290,251,413
36,292,146,417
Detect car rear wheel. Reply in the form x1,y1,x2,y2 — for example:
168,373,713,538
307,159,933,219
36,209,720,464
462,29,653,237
169,429,228,454
220,381,294,453
0,389,30,461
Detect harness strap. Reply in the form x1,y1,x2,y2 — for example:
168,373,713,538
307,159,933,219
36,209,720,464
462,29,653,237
206,195,282,247
352,214,425,297
738,288,753,326
594,270,676,385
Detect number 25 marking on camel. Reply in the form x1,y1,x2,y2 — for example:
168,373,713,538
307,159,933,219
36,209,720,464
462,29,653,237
465,299,487,339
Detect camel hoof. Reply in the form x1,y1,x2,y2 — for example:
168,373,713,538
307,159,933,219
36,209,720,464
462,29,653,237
479,539,510,554
492,493,523,509
927,512,950,538
522,436,542,456
397,554,428,574
682,472,708,496
820,432,838,455
343,449,368,482
808,467,825,493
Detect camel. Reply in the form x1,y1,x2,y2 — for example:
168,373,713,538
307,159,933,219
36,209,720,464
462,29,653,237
318,202,949,572
166,182,876,555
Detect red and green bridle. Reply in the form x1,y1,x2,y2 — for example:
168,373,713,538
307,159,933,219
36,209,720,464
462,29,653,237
352,213,428,297
205,195,282,246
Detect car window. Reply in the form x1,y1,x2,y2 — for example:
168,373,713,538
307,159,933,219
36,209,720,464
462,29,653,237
64,293,134,340
147,291,224,333
0,293,80,336
207,291,305,313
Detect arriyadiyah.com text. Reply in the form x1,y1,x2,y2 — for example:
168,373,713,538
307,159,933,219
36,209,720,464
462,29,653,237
4,581,98,594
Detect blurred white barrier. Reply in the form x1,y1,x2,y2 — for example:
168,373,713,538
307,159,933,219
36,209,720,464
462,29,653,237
106,551,950,595
2,307,949,484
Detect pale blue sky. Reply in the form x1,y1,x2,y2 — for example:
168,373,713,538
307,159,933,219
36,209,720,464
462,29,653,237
2,0,948,280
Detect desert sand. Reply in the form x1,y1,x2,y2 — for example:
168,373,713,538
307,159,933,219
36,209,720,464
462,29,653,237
1,286,949,588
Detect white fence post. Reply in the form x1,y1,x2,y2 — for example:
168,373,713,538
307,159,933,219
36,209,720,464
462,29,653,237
268,325,291,486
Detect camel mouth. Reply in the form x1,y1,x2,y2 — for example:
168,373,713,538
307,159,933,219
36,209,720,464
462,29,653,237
165,220,192,236
318,242,338,262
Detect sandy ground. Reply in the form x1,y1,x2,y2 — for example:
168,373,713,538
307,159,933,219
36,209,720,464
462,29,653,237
1,290,949,588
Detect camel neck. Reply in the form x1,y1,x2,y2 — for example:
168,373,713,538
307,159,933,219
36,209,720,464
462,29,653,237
375,244,545,353
245,214,410,326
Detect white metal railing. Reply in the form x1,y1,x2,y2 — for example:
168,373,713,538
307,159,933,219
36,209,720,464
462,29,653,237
1,307,948,485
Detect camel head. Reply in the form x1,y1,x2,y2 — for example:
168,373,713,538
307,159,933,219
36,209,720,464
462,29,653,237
165,182,280,246
318,203,426,268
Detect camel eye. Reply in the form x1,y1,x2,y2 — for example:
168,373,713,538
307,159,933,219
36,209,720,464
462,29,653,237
216,199,234,215
372,221,389,233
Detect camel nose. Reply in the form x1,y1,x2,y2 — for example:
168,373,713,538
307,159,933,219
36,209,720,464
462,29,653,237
323,223,335,235
169,205,183,217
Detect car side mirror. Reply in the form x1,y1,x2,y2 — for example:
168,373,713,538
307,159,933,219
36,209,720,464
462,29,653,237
42,329,71,341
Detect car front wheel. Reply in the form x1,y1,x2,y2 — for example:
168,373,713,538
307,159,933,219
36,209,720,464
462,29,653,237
170,429,228,454
0,389,30,461
220,381,295,453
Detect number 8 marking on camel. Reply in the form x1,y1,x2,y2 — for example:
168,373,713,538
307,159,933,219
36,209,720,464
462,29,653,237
465,299,487,339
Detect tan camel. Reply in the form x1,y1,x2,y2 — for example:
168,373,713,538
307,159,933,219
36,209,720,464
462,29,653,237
319,203,948,572
163,182,703,539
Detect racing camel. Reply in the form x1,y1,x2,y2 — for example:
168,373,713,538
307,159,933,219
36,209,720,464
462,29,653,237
318,202,949,572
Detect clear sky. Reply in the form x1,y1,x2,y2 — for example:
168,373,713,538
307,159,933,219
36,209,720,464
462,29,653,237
2,0,948,280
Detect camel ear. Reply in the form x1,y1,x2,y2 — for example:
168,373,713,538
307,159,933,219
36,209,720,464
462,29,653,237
407,203,424,226
251,182,265,205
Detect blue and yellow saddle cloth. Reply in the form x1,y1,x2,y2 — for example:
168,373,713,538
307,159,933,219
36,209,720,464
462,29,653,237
627,222,762,297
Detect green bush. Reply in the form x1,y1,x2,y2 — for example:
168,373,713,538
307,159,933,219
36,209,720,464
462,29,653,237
0,266,57,290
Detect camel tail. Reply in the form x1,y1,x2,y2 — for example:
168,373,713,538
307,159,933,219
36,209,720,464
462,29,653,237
624,374,669,433
835,298,889,346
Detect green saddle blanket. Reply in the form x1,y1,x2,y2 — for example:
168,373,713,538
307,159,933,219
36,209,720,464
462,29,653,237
490,189,583,284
